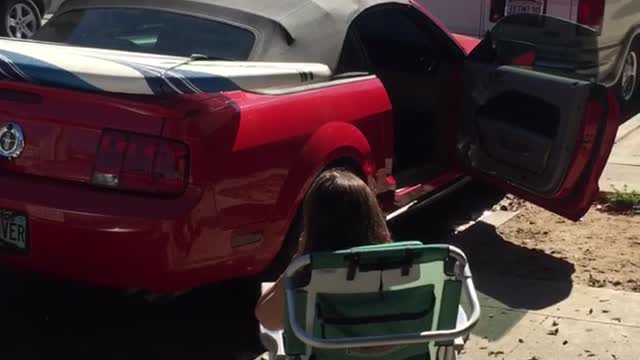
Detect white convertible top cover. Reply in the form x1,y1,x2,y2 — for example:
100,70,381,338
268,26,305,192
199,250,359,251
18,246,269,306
0,38,332,95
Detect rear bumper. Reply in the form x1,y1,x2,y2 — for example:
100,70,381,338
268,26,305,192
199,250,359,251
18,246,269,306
0,173,208,292
598,43,624,86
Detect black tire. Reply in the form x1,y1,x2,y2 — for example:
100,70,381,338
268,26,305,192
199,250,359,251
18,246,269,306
616,40,640,118
0,0,42,39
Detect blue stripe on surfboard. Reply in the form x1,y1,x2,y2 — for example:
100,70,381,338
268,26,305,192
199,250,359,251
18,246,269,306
0,49,101,92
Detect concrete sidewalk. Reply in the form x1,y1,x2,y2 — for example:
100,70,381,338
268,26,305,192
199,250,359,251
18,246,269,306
461,276,640,359
600,115,640,193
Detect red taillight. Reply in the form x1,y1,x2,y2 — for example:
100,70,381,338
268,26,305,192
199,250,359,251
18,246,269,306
578,0,605,31
490,0,507,23
92,130,188,195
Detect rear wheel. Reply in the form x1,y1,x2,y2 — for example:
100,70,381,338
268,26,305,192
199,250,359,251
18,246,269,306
616,41,640,116
0,0,41,39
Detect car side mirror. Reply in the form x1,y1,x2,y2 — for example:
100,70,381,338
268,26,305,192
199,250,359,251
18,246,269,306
495,40,537,66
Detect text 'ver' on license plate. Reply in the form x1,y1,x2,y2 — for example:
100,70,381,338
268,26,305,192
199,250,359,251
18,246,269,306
0,209,28,253
505,0,544,16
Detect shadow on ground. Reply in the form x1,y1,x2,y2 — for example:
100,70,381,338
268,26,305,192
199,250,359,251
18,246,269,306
0,272,263,360
449,221,575,310
448,221,575,341
391,182,575,340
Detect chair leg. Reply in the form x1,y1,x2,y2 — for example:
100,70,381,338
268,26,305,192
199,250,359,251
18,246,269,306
436,346,458,360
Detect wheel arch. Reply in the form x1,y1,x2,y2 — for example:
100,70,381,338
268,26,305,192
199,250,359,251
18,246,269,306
259,121,375,264
272,122,374,220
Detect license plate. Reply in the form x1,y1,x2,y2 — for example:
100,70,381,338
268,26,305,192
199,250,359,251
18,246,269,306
505,0,545,16
0,209,28,253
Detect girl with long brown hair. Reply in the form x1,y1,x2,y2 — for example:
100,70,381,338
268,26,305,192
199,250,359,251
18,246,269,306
255,168,391,330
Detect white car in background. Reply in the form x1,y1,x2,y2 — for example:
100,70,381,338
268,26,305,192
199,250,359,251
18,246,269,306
422,0,640,113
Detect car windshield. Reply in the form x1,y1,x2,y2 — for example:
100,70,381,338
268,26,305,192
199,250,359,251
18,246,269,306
33,8,256,60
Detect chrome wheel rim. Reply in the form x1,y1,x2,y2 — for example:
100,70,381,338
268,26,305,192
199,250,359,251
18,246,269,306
621,50,638,102
5,3,37,39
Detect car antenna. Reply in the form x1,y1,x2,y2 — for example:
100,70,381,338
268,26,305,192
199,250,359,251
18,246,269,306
160,53,213,80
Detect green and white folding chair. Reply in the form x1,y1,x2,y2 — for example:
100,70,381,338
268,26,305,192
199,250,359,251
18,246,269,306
259,241,480,360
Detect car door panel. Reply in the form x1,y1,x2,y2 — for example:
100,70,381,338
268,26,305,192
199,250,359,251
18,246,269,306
465,64,599,196
477,115,553,174
463,14,619,220
467,90,618,221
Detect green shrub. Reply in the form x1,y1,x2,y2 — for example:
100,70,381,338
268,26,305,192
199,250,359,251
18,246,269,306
603,185,640,212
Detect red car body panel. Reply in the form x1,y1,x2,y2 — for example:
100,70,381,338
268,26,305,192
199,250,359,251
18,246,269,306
451,34,482,54
0,77,402,292
164,78,395,289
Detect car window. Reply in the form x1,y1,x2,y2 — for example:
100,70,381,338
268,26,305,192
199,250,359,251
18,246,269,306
33,8,255,60
353,7,437,72
488,14,600,78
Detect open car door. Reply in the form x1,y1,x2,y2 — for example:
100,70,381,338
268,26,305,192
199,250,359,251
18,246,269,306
463,14,619,221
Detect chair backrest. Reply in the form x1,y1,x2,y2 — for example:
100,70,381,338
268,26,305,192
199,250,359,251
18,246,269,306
283,241,466,360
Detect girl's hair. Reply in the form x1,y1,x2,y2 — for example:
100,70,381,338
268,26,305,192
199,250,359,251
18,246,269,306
301,169,391,253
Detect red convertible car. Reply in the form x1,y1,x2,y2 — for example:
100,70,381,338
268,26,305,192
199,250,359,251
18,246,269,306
0,0,619,292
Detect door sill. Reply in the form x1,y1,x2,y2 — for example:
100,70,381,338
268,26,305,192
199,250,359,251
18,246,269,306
392,168,465,209
387,176,472,221
393,164,447,190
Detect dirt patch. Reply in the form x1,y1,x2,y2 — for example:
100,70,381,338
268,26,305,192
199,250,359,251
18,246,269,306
497,204,640,292
492,194,527,212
